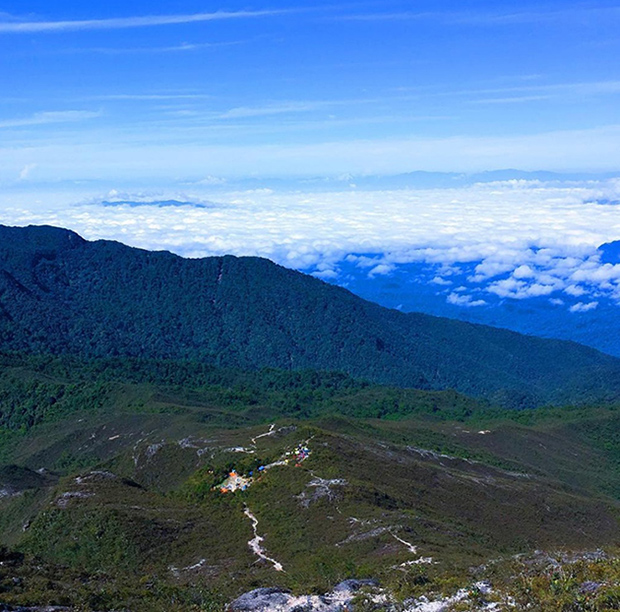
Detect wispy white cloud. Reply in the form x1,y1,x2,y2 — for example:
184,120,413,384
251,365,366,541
1,123,618,177
85,93,380,116
200,80,620,124
191,176,228,186
0,110,101,129
58,40,247,55
461,80,620,97
470,95,552,105
3,179,620,313
217,101,338,119
0,9,294,34
90,93,213,101
340,11,438,22
339,6,620,26
450,7,620,26
565,284,587,297
368,263,395,278
214,93,405,120
472,80,620,99
393,79,620,104
447,293,487,307
18,164,37,180
513,265,535,279
487,278,556,299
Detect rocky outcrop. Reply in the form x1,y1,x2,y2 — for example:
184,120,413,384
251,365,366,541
229,580,381,612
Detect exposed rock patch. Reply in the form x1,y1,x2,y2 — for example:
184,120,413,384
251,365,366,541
297,476,347,507
229,580,381,611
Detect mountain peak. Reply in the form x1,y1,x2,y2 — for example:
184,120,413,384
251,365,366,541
0,223,84,253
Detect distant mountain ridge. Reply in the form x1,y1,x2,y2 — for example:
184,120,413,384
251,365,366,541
1,223,620,408
172,169,620,192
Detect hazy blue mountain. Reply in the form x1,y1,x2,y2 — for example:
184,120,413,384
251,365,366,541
599,240,620,264
100,199,213,209
318,241,620,358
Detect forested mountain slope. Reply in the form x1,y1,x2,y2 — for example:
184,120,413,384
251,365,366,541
2,353,620,610
1,224,620,407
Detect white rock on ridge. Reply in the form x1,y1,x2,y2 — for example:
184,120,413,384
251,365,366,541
229,580,381,612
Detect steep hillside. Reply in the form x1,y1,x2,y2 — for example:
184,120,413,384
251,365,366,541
2,354,620,609
1,224,620,406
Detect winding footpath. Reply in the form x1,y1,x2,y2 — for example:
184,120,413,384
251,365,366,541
250,424,276,446
244,506,285,572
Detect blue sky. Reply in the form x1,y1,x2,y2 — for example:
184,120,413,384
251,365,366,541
2,2,620,329
1,0,620,183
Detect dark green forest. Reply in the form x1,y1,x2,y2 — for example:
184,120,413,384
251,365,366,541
2,224,620,408
0,352,490,432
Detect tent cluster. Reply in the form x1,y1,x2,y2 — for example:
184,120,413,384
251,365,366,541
288,443,311,467
219,471,253,494
216,443,313,494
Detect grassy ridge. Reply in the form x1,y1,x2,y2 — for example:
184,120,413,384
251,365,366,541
1,353,620,609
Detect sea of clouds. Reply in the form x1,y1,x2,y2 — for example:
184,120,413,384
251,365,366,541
3,178,620,310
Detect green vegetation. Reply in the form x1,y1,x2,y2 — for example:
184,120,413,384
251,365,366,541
0,352,492,432
0,545,226,612
2,225,620,608
0,351,619,609
465,551,620,611
2,224,620,407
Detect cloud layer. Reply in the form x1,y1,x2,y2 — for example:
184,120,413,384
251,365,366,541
3,179,620,310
